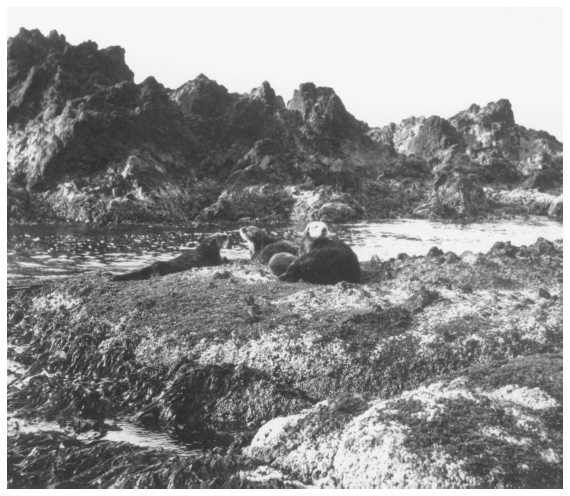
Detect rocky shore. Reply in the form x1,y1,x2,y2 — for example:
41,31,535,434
8,28,563,225
7,236,562,488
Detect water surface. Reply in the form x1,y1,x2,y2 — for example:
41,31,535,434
7,218,563,289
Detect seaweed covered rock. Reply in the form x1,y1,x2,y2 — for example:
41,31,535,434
7,237,563,488
7,432,306,489
247,355,562,488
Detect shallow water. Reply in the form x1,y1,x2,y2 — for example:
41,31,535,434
7,356,209,456
337,217,563,261
6,413,200,456
7,218,563,289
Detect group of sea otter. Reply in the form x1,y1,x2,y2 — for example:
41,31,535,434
111,221,360,285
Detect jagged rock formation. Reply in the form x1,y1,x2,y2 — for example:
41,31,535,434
7,28,563,224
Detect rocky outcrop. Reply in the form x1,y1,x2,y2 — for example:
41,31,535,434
227,139,297,187
391,115,463,160
8,29,134,125
425,175,489,219
8,237,563,487
291,186,365,222
247,367,561,488
288,82,370,155
197,184,296,223
449,100,562,173
489,189,563,219
7,28,563,224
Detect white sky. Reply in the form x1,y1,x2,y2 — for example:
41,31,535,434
7,7,563,140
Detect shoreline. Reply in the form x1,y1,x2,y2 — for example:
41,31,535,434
6,210,564,229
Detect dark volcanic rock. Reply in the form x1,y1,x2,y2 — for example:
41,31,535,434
6,28,564,224
8,28,134,125
431,175,489,218
538,288,551,299
522,169,562,193
397,115,463,160
292,186,365,222
449,99,516,156
227,138,296,187
170,76,288,160
7,29,202,224
288,82,369,154
449,99,562,176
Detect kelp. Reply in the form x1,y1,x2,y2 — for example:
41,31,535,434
8,432,301,489
8,310,313,444
7,237,563,488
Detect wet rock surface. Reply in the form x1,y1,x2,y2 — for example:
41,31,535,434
7,237,562,488
7,29,563,225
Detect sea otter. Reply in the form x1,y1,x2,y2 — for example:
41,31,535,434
239,226,298,264
268,252,298,277
112,233,229,281
279,222,360,285
299,221,331,255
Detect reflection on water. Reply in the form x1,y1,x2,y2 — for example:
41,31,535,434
336,218,564,261
7,218,563,289
6,415,200,457
7,224,250,288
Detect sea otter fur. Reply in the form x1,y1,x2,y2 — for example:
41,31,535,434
112,233,229,281
280,222,360,285
239,226,298,264
268,252,298,277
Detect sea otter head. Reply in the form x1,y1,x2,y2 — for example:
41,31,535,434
239,226,273,257
303,221,331,240
208,232,230,249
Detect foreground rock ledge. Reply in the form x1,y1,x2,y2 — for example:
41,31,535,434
7,237,562,488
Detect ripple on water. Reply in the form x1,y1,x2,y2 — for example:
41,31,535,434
6,218,562,287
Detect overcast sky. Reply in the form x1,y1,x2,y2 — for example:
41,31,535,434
7,7,563,140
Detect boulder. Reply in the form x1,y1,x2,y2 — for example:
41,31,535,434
198,184,295,223
431,176,489,218
548,195,562,219
288,82,369,155
247,367,561,488
292,186,364,222
392,115,463,160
